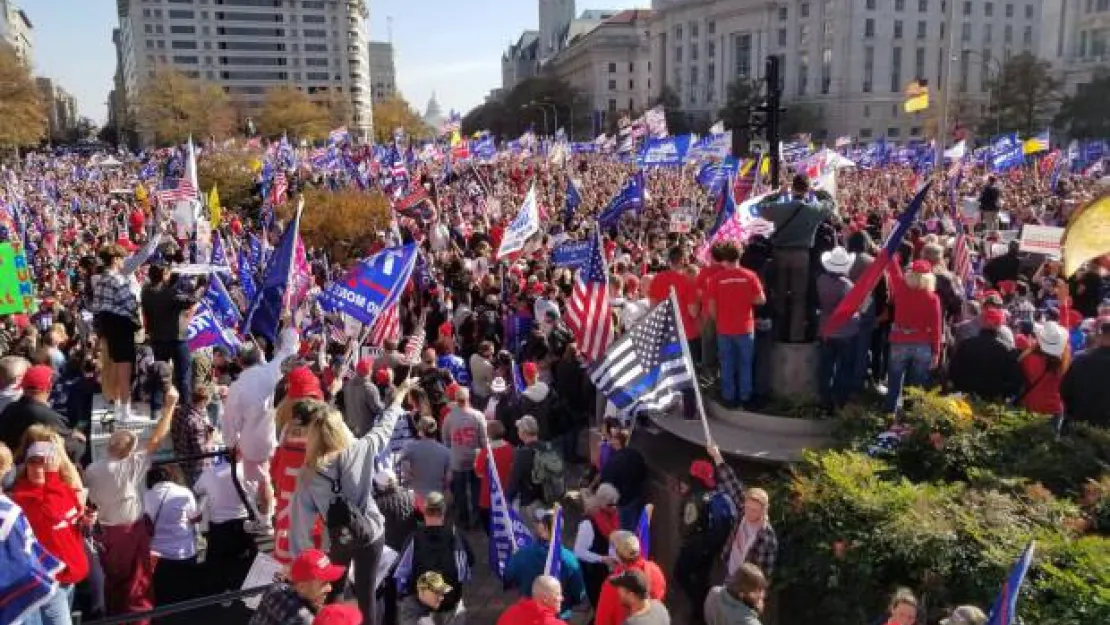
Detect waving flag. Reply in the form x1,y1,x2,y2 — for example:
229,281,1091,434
708,173,738,237
589,297,696,415
1023,130,1050,155
328,126,349,146
696,159,738,197
598,171,645,228
566,229,612,362
208,185,222,225
564,176,581,226
821,182,932,338
543,506,565,578
238,248,258,304
210,230,229,270
155,177,196,204
986,543,1036,625
635,506,652,559
488,447,533,579
497,183,540,258
368,301,401,346
0,494,64,625
270,171,289,206
187,302,241,352
243,202,304,342
204,273,241,328
321,244,418,326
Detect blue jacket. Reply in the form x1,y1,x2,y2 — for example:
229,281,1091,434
504,542,586,619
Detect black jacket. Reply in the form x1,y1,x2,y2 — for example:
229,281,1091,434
983,252,1020,287
506,442,542,506
599,447,647,506
0,397,72,452
949,330,1023,401
1060,346,1110,428
979,184,1001,212
404,524,474,612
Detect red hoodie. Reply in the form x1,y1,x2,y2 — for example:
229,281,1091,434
594,558,667,625
496,597,567,625
885,262,943,357
10,472,89,584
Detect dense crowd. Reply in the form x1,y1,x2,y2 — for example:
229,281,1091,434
0,140,1107,625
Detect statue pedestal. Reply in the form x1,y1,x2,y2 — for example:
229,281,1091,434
770,341,820,402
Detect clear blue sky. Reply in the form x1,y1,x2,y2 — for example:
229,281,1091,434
31,0,648,124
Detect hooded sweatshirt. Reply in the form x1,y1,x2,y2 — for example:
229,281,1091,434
704,586,762,625
594,558,667,625
521,382,560,439
10,472,89,584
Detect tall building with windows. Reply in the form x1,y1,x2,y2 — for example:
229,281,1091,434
1039,0,1110,96
115,0,372,144
368,40,396,102
0,0,33,66
648,0,1049,142
36,77,79,140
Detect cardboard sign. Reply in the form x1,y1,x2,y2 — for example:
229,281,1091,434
0,241,34,314
1019,225,1065,256
670,205,697,233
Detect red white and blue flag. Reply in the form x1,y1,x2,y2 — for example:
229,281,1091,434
566,229,612,362
985,542,1036,625
270,171,289,206
821,182,933,338
156,177,196,204
368,301,401,346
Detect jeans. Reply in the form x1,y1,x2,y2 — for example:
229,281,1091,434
450,469,481,528
852,314,877,392
718,333,755,405
773,248,811,342
885,342,933,412
152,339,191,397
328,537,384,625
819,336,857,408
618,498,644,532
23,584,73,625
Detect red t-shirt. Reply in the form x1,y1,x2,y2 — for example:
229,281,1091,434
648,269,700,339
475,441,515,510
706,267,764,335
695,264,725,323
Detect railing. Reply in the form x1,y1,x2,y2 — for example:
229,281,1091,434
79,585,276,625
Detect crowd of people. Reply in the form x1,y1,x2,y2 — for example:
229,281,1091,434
0,137,1106,625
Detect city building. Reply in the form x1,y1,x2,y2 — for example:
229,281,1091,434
368,40,396,102
423,91,445,132
548,9,653,131
1039,0,1110,96
114,0,373,144
36,77,79,141
647,0,1049,142
0,0,33,66
502,30,540,92
539,0,575,62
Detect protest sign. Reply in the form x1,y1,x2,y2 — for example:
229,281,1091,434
1019,225,1065,256
0,241,33,315
670,205,697,233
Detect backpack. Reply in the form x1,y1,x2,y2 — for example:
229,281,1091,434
530,442,567,504
320,467,374,559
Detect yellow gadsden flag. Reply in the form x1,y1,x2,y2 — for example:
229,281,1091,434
903,80,930,113
1062,192,1110,277
208,185,222,226
134,183,148,204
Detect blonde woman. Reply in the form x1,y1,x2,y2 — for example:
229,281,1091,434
290,377,418,623
883,258,943,413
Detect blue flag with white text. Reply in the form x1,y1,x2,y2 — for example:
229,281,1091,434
203,274,241,328
598,171,645,228
543,506,565,579
243,209,301,342
488,454,533,579
321,244,418,326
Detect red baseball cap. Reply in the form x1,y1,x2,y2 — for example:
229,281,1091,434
373,367,391,385
910,259,932,274
313,604,361,625
289,549,345,584
521,361,538,381
21,365,53,393
355,358,373,378
982,308,1006,328
287,367,323,400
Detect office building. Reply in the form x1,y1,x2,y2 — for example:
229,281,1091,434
0,0,32,66
36,77,79,140
1039,0,1110,96
368,40,396,102
114,0,373,144
502,30,541,92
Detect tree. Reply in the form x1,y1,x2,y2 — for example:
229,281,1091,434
319,90,352,132
256,86,330,141
279,187,391,262
372,95,428,144
718,78,760,154
652,86,691,135
197,149,260,213
461,75,585,139
780,103,824,138
0,45,46,149
981,52,1061,136
135,67,235,145
1055,71,1110,140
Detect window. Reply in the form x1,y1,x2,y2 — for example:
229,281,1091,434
778,28,787,46
984,23,992,42
691,22,699,38
608,62,616,73
171,25,196,34
918,0,928,10
1006,3,1014,17
798,52,809,95
821,47,832,93
917,21,926,38
304,43,327,52
173,55,199,63
963,1,971,15
305,58,328,66
216,11,283,21
144,23,153,34
708,21,715,35
1004,24,1012,43
675,46,683,62
888,127,901,137
799,25,809,46
220,56,286,66
302,14,325,23
156,24,164,33
961,22,971,42
630,62,635,72
708,40,715,57
801,2,810,17
221,70,288,80
890,46,902,92
304,28,326,37
860,128,873,139
894,21,903,38
145,39,154,49
863,45,874,92
217,26,284,36
305,72,329,80
980,49,992,90
629,79,634,89
864,19,875,37
690,66,698,103
915,47,926,79
910,126,922,136
168,9,194,18
1025,4,1034,18
986,2,994,16
778,6,787,20
143,8,151,17
864,104,870,117
220,0,282,5
692,42,699,61
959,50,970,91
217,41,284,51
156,40,165,48
896,0,905,10
707,63,716,101
1023,25,1032,45
735,33,752,77
609,79,617,90
866,0,876,8
675,24,682,39
608,99,616,114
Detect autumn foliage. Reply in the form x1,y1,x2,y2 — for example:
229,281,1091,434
0,46,46,148
256,86,333,142
135,67,235,146
197,150,260,212
281,187,391,262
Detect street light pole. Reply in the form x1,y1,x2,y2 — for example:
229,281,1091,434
936,0,956,169
958,48,1002,138
521,103,548,136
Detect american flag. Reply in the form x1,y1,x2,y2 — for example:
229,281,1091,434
403,314,426,364
271,171,288,205
155,177,196,204
328,126,349,145
566,229,612,362
589,297,696,415
368,302,401,346
952,219,974,298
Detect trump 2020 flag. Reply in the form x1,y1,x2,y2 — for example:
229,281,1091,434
243,203,305,342
187,302,240,352
543,506,564,578
564,176,581,226
203,273,241,329
598,171,645,228
322,244,418,326
238,247,258,304
635,506,651,559
986,542,1036,625
498,183,540,258
488,448,533,579
821,182,932,338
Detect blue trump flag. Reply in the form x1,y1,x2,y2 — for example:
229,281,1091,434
708,173,737,237
551,240,592,270
203,273,241,329
564,176,581,226
243,205,302,343
187,302,240,353
990,133,1024,172
488,448,533,579
986,542,1036,625
543,506,565,578
321,243,418,326
635,506,651,559
238,248,258,305
598,171,645,229
696,159,738,197
210,231,229,272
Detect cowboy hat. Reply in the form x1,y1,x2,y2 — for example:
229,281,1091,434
820,247,856,275
1036,321,1068,357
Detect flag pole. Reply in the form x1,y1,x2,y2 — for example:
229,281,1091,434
667,286,713,445
281,195,305,321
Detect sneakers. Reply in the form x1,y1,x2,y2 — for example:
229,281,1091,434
244,518,274,536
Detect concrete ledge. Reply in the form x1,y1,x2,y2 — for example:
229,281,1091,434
646,408,833,465
706,401,836,437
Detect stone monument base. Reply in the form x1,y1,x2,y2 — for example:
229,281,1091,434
770,340,820,401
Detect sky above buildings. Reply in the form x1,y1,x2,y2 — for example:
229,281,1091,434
31,0,648,124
